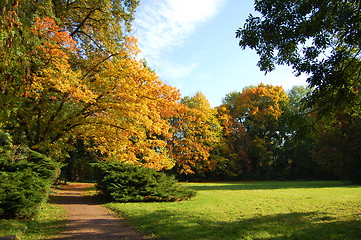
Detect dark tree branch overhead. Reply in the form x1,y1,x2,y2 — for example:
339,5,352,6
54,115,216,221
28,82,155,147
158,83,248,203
236,0,361,114
43,99,66,138
70,7,99,37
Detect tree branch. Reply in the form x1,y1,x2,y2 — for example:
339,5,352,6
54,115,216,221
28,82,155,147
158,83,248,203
70,7,98,37
77,30,105,52
82,52,119,80
43,98,66,138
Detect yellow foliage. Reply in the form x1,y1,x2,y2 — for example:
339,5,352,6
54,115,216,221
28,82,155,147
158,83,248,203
5,15,180,169
235,83,289,123
169,94,223,175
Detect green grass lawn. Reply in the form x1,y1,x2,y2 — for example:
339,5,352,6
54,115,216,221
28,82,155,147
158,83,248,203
106,181,361,240
0,202,66,240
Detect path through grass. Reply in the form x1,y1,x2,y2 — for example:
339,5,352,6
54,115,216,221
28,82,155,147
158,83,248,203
106,181,361,240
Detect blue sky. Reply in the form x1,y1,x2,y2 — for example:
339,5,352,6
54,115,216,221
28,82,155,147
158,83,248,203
133,0,308,107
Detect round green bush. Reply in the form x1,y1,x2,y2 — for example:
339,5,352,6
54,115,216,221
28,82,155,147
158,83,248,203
93,161,196,202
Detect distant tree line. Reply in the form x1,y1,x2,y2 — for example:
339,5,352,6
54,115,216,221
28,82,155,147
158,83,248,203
167,85,360,183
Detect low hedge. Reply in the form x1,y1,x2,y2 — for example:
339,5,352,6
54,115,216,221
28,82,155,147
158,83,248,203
93,161,196,202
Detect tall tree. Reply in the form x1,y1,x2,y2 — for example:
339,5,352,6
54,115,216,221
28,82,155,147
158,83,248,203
236,0,361,114
214,105,250,178
233,84,289,178
313,97,361,183
0,0,180,170
168,92,224,178
280,86,319,179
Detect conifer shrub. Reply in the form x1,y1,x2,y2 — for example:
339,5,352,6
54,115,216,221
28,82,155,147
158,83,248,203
0,169,46,219
0,132,62,219
93,161,196,202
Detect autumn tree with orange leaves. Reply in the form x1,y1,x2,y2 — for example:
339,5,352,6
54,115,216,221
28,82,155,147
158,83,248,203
214,105,251,178
0,0,179,170
230,84,290,178
168,92,225,178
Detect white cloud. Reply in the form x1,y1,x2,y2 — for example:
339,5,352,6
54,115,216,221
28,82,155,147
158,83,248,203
134,0,226,61
159,62,199,80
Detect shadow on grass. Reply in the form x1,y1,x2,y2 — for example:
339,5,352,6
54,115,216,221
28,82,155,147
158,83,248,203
188,181,358,191
0,218,67,240
121,210,361,240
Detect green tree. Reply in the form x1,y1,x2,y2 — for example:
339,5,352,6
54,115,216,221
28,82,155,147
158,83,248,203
236,0,361,114
313,102,361,183
221,91,241,113
280,86,320,179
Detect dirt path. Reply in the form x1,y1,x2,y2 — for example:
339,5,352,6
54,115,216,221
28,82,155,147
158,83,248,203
50,183,151,240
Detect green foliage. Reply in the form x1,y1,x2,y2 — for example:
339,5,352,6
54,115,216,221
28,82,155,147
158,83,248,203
0,132,62,219
93,161,196,202
236,0,360,114
279,86,321,179
61,139,97,182
221,91,241,113
314,110,361,184
0,169,47,219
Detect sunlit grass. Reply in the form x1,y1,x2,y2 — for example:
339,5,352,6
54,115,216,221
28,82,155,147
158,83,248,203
0,202,66,240
106,181,361,240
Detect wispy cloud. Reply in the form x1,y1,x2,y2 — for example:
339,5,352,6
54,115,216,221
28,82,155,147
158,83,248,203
134,0,225,62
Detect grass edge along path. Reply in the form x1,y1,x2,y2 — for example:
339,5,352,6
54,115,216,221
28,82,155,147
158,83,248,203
0,202,67,240
106,181,361,240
